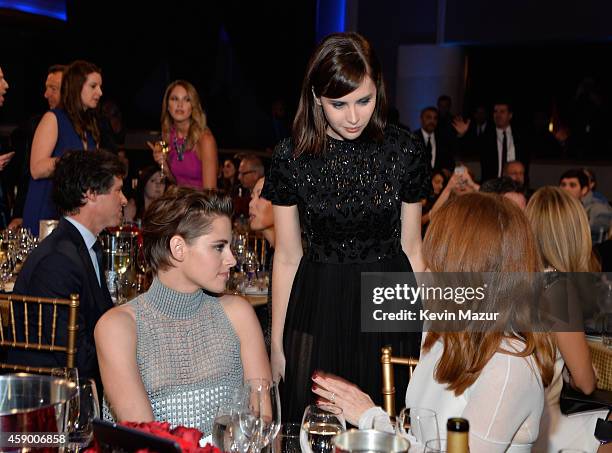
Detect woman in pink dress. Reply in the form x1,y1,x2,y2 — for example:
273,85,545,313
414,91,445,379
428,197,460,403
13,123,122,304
148,80,218,189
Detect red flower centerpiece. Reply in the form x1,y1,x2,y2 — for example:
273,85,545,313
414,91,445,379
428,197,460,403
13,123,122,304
85,421,223,453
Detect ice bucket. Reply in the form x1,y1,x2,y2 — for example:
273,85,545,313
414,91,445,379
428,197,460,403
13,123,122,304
0,373,77,433
333,430,410,453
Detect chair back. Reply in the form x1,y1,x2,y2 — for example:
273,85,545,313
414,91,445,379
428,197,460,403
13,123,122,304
0,293,79,374
381,346,418,417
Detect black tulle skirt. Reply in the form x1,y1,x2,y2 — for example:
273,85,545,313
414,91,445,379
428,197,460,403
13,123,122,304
281,253,421,423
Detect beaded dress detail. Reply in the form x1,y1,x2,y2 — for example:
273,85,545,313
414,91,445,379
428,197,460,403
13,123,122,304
127,278,243,434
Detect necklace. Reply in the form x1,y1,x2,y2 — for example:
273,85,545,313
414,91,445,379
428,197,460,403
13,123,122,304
172,129,187,162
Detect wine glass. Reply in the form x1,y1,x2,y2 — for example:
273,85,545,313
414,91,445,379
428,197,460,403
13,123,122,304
396,407,439,446
239,379,281,452
66,378,100,452
301,404,345,453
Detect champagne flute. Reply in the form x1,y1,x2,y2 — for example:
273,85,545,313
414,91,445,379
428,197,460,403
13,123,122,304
301,404,345,453
158,140,169,176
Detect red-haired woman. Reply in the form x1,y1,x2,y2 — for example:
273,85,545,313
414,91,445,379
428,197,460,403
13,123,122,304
313,193,557,452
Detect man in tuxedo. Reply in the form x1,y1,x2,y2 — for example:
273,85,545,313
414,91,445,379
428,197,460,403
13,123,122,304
462,104,490,154
414,106,454,172
480,102,529,182
8,150,127,385
453,102,528,182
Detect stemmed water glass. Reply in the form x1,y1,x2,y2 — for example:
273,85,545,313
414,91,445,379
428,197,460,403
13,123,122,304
238,379,281,452
396,407,440,449
301,404,345,453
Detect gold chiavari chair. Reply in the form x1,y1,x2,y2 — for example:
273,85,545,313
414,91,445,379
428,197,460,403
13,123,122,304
381,345,419,417
0,293,79,374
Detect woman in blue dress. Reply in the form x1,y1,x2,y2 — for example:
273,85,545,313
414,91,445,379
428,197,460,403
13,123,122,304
23,60,103,236
262,32,430,421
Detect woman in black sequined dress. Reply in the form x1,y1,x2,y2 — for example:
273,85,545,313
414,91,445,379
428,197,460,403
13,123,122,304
261,32,430,422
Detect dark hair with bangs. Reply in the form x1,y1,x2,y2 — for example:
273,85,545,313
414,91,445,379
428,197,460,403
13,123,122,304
142,186,233,273
292,32,387,157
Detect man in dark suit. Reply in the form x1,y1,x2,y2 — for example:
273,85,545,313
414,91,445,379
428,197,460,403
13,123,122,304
454,102,529,182
457,104,490,156
413,106,455,173
8,150,127,385
8,64,65,230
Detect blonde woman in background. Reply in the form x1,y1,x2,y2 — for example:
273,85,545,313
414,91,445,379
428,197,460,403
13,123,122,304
526,186,607,453
148,80,217,189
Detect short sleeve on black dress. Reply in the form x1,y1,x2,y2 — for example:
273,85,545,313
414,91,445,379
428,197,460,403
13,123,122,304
396,127,431,203
261,139,298,206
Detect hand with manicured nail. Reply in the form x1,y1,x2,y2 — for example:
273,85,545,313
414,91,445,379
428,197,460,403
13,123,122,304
310,371,376,426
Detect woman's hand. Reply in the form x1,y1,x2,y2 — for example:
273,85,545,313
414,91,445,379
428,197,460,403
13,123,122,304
271,344,286,382
0,151,14,171
147,141,165,166
311,372,376,426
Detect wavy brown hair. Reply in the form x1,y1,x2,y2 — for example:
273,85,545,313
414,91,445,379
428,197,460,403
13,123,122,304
422,193,556,395
60,60,101,145
292,32,387,157
526,186,599,272
160,80,208,151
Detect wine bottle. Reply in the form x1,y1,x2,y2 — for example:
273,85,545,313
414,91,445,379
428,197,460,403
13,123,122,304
447,417,469,453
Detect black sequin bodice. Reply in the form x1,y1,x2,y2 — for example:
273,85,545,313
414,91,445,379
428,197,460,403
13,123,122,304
262,125,430,264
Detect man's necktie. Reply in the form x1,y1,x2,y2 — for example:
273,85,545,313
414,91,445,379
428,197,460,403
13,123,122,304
426,135,432,156
501,130,508,174
92,240,105,288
